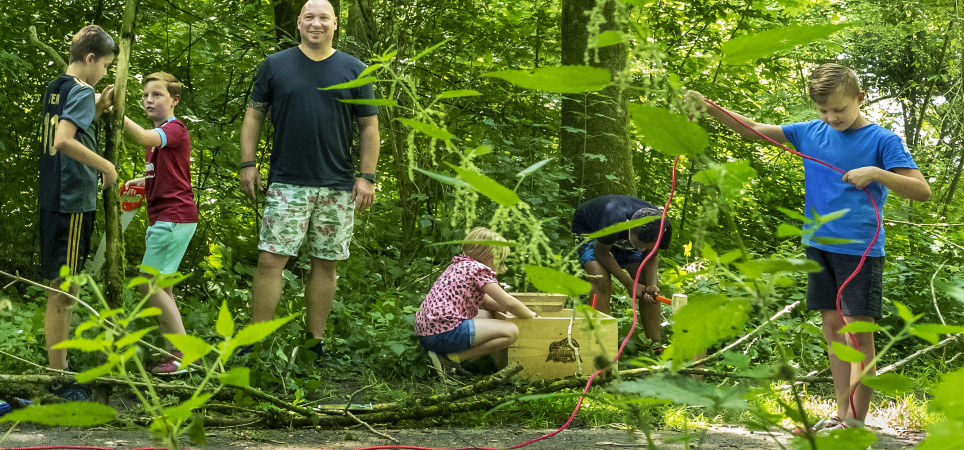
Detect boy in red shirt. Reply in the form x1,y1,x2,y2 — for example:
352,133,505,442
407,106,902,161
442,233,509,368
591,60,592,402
122,72,198,375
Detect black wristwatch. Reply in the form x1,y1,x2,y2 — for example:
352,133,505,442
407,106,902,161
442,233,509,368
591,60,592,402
360,172,377,184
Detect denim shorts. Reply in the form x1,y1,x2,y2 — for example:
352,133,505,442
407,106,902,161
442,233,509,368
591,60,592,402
578,240,644,267
806,247,883,319
418,319,476,354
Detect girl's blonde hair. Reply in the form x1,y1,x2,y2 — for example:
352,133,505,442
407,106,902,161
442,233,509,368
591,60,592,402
463,227,509,274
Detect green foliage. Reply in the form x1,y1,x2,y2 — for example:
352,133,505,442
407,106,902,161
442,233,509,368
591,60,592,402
524,265,592,297
483,66,612,93
662,295,751,364
722,24,853,65
0,402,116,427
629,103,709,157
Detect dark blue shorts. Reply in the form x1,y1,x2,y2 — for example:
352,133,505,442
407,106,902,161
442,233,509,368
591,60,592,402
806,247,883,319
578,240,644,267
418,319,476,354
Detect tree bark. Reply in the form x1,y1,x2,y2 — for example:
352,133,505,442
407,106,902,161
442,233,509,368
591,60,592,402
560,0,635,205
103,0,139,307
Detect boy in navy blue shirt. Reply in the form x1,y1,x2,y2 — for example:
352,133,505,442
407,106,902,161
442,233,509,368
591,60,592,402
688,63,930,430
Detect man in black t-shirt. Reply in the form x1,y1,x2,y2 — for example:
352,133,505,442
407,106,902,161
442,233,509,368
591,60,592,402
572,195,672,343
239,0,380,362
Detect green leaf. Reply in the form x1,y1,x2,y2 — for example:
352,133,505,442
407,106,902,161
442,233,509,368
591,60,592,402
663,295,751,364
524,265,592,297
0,402,116,426
162,393,212,422
610,373,749,410
892,301,922,325
838,322,884,334
594,30,625,47
629,103,708,157
156,272,189,289
319,76,377,90
584,215,660,241
115,327,157,350
233,314,298,347
482,65,611,93
718,250,744,266
52,338,106,352
692,161,757,197
219,367,250,388
397,117,454,140
807,427,877,450
735,258,822,278
216,300,234,338
127,276,151,288
918,420,964,450
412,37,452,62
358,63,381,77
469,144,493,156
339,98,397,106
830,342,865,363
722,23,852,65
777,224,803,237
861,373,914,396
449,165,521,206
413,168,471,188
166,334,213,366
188,415,207,446
777,207,809,223
437,89,482,100
814,208,850,224
813,237,859,245
76,360,117,383
516,158,552,178
135,307,162,319
912,323,964,335
929,368,964,421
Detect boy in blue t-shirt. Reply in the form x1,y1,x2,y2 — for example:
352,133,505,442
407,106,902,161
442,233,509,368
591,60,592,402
688,63,930,430
39,25,118,400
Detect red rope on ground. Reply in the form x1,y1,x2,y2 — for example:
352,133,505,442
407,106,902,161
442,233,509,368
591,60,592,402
703,99,880,420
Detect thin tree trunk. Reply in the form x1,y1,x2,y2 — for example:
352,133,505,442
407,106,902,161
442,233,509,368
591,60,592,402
103,0,139,307
560,0,634,204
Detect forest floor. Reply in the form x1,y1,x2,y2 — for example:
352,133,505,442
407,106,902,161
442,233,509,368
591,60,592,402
0,422,926,449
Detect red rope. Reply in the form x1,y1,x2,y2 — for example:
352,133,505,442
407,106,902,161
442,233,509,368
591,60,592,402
702,99,880,420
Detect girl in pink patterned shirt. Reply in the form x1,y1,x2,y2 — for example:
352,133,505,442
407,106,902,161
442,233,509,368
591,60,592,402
415,227,536,375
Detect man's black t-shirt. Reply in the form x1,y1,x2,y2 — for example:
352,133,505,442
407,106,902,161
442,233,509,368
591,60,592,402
250,48,378,190
571,195,671,250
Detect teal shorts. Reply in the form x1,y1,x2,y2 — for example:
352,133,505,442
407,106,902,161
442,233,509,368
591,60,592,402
259,183,355,260
141,221,197,274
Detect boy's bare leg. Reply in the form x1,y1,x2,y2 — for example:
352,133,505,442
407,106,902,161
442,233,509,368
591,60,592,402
138,279,187,349
640,301,662,342
45,280,75,370
583,261,612,314
822,310,876,422
305,258,337,340
252,251,291,323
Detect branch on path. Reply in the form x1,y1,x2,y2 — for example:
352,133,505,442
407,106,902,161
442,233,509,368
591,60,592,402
878,334,964,375
884,219,964,228
371,363,523,412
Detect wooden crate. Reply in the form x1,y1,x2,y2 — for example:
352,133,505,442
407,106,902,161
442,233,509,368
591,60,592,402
495,304,618,380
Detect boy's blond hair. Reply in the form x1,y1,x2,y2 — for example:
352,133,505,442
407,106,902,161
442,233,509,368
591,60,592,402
463,227,509,274
69,25,118,63
144,72,182,99
808,63,861,104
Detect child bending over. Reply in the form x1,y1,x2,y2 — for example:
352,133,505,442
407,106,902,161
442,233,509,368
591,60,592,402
415,227,537,376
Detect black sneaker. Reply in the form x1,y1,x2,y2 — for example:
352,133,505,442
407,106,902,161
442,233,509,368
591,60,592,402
0,399,30,417
47,381,92,402
235,344,254,357
304,338,334,368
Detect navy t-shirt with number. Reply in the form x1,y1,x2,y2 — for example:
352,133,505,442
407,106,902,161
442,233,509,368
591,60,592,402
249,48,378,191
572,195,671,250
39,75,100,213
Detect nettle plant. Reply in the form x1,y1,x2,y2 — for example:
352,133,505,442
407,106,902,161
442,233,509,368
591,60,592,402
0,267,296,450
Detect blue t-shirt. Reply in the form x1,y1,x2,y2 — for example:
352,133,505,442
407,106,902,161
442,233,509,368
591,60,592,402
39,75,100,213
250,48,378,190
782,120,918,256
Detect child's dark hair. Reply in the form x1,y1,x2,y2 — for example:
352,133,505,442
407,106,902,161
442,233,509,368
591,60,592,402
630,208,671,245
808,63,861,105
69,25,119,63
144,72,182,99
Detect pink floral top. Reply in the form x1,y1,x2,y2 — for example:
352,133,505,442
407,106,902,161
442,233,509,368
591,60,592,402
414,255,498,336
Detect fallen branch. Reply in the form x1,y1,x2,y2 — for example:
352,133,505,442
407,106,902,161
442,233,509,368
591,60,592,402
884,219,964,228
690,301,801,367
371,363,523,412
878,334,964,375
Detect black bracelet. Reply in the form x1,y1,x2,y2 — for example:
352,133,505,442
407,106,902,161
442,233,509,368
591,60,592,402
241,161,256,169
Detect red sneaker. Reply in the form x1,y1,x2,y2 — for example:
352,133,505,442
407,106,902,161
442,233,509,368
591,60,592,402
152,350,199,375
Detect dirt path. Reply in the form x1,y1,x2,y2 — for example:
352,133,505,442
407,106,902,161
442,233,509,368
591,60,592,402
0,424,925,449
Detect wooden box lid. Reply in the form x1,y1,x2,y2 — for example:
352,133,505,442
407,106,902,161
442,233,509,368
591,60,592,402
508,292,567,312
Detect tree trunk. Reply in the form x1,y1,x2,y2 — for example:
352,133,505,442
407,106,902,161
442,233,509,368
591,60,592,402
103,0,138,307
560,0,634,205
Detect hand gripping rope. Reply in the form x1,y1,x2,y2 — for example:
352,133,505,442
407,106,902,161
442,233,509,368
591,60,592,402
702,98,880,421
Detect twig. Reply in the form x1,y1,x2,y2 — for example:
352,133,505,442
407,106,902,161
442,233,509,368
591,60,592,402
878,334,964,375
930,260,948,326
28,26,67,72
346,410,399,444
345,384,374,414
2,270,19,290
0,350,75,376
0,269,99,317
884,219,964,227
371,363,523,411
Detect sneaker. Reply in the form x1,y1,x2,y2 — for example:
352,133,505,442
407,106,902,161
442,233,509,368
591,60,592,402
235,345,254,357
151,350,199,375
47,381,92,402
427,351,470,378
